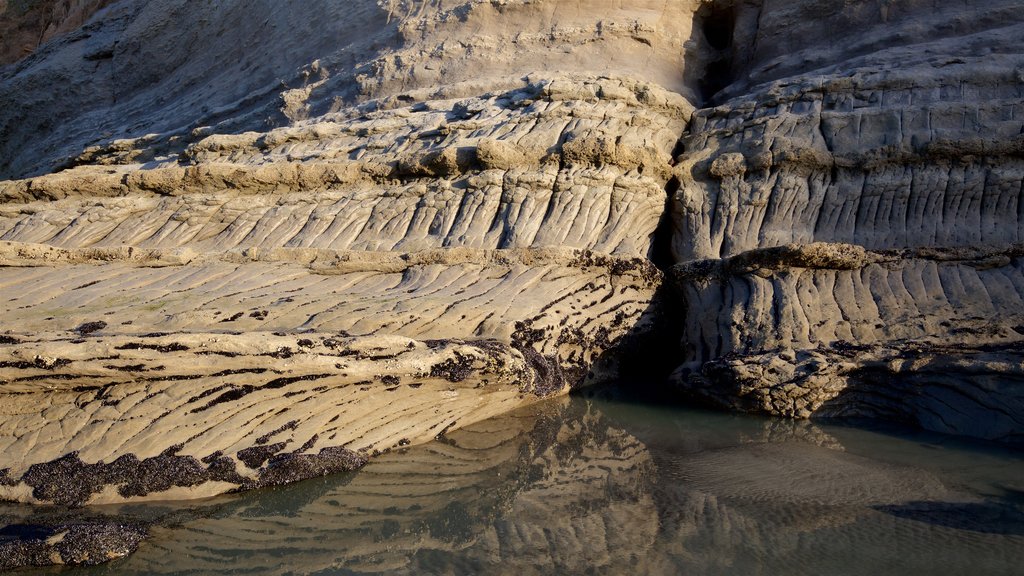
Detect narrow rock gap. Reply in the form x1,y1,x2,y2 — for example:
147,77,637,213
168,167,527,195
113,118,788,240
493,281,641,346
695,2,738,106
578,170,686,401
649,175,680,272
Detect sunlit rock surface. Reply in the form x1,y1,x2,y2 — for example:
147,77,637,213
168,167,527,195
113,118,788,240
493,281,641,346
0,0,695,506
0,0,1022,518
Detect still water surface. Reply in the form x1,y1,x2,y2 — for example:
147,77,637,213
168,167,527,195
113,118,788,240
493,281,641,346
43,396,1024,575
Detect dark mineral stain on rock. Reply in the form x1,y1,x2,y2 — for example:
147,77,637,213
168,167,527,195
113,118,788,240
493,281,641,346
74,321,107,335
238,442,289,469
0,522,147,570
115,342,190,353
514,345,566,397
22,453,105,507
18,447,246,507
0,357,72,370
110,450,208,500
256,420,300,445
430,352,476,382
252,446,367,489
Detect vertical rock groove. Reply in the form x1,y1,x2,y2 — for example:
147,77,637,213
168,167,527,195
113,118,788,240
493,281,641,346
668,0,1024,443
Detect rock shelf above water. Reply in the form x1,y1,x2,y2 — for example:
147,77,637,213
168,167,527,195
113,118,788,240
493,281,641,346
0,0,1022,522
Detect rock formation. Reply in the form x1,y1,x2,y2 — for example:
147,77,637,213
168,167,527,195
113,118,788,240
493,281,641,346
0,0,114,66
0,0,691,506
0,0,1021,515
669,0,1024,443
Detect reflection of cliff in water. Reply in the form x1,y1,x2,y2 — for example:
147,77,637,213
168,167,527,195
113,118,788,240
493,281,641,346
36,397,1024,575
54,397,659,575
604,401,1024,576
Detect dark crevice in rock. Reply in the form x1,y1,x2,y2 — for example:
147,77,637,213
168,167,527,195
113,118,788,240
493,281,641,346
695,2,738,105
649,175,680,272
702,5,736,51
574,278,687,404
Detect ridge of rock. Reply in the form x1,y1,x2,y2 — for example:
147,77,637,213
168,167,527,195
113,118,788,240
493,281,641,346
0,0,1022,533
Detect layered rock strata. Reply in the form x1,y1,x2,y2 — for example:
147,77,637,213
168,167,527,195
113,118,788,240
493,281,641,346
669,0,1024,442
1,0,1022,514
0,248,660,505
0,0,696,504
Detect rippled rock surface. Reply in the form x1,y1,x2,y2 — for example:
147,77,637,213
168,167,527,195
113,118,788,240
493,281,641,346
5,397,1021,574
0,0,1022,518
668,0,1024,442
0,0,692,506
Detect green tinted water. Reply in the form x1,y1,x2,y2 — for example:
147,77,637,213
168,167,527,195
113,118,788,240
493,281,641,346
36,396,1024,575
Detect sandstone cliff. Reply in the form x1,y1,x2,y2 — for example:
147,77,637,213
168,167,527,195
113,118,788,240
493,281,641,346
0,0,1021,516
0,0,697,507
669,0,1024,443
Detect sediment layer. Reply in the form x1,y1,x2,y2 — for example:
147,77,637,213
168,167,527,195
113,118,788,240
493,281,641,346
0,0,702,509
1,0,1022,523
668,0,1024,441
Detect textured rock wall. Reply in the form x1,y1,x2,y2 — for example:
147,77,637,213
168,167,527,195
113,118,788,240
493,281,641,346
0,0,1022,513
0,0,699,505
669,0,1024,442
0,0,113,66
0,0,702,181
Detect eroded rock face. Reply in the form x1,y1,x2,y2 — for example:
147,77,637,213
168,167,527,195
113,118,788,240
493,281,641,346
0,0,1022,518
0,0,696,507
669,0,1024,442
0,0,702,181
0,0,114,66
0,249,663,505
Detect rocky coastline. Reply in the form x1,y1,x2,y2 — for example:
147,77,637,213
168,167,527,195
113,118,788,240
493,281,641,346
0,0,1022,568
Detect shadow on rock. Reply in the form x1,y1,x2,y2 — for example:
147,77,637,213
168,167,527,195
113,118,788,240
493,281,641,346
875,500,1024,536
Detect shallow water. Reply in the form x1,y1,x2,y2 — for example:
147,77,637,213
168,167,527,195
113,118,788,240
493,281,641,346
28,396,1024,575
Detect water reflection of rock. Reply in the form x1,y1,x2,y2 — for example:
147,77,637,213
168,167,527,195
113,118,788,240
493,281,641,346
96,398,660,575
649,443,951,572
613,404,1024,576
19,398,1022,575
